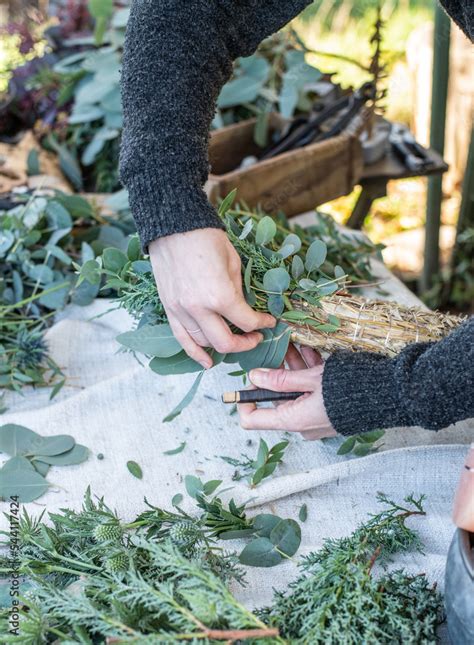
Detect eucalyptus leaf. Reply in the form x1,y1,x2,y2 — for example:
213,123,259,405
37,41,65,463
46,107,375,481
253,514,282,538
291,255,304,280
269,519,301,557
0,424,42,457
239,219,253,240
263,268,290,294
117,324,182,358
163,442,186,456
239,537,282,567
32,444,89,466
0,456,35,473
255,216,277,246
171,493,183,507
184,475,204,499
163,371,205,422
149,352,205,376
102,248,128,273
298,504,308,522
127,460,143,479
305,240,327,272
267,294,285,317
32,435,75,457
0,466,49,503
229,322,290,371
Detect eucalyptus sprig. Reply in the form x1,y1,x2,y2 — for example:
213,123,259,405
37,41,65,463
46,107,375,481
0,423,89,503
78,192,381,420
0,190,133,395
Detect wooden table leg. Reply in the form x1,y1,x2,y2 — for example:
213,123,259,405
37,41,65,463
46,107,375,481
346,180,388,229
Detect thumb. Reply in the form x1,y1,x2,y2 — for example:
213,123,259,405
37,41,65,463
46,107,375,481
249,367,319,393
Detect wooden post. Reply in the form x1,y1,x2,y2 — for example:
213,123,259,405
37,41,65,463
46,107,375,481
420,5,451,293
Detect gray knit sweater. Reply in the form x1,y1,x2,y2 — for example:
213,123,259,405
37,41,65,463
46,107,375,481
120,1,474,435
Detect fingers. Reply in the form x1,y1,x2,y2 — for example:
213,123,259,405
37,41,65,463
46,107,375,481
300,346,323,367
249,365,322,393
167,316,213,369
194,311,264,354
222,297,276,333
285,344,307,370
173,309,211,347
238,399,301,431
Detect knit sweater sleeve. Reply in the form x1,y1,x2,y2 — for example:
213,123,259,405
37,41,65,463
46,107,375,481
322,317,474,436
119,0,311,250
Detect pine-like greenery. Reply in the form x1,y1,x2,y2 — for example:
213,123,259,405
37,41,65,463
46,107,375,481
0,490,444,643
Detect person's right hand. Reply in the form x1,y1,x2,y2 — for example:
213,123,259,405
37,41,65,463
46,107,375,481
149,228,275,369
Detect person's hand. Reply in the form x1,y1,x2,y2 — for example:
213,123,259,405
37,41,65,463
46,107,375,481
238,345,337,440
149,228,275,368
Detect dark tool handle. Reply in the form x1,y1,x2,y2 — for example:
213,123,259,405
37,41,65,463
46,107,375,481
222,389,306,404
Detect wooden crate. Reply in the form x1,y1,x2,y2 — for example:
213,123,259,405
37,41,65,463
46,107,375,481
206,113,364,216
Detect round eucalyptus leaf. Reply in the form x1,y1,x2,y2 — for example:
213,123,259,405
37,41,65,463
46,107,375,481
184,475,204,499
0,456,35,473
269,519,301,557
255,216,277,246
263,268,290,294
26,264,54,285
239,537,282,567
0,230,15,255
305,240,327,272
316,278,338,295
298,278,317,291
0,424,42,457
32,435,75,457
334,264,346,279
33,444,89,466
117,324,182,358
267,294,285,317
0,466,49,503
278,233,301,259
102,247,128,274
291,255,304,280
253,514,282,538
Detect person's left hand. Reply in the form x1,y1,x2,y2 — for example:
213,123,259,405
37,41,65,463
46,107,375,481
238,345,337,440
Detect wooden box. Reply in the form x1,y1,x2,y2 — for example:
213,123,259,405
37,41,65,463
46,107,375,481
206,113,364,216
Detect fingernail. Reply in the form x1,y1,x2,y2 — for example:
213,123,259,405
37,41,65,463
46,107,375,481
201,360,212,369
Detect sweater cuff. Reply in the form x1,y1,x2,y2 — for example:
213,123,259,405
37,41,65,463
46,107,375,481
127,169,224,252
322,351,410,436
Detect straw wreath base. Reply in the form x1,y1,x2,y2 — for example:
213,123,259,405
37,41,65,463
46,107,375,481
289,293,465,357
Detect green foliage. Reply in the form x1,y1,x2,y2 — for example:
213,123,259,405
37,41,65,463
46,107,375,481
258,493,444,643
219,438,289,486
126,460,143,479
250,439,289,487
337,429,386,456
180,476,302,567
0,191,133,395
214,32,323,141
0,490,443,642
0,423,89,502
79,198,381,420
